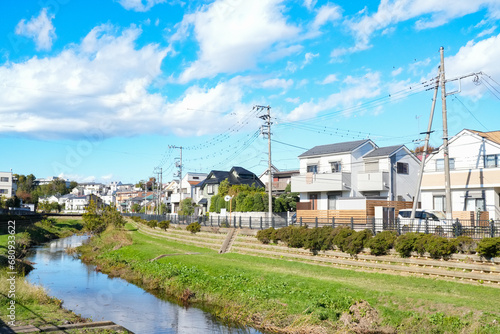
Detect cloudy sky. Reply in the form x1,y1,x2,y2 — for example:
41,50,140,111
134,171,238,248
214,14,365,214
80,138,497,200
1,0,500,184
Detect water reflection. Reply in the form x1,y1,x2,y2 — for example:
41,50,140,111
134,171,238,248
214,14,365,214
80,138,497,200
26,235,261,334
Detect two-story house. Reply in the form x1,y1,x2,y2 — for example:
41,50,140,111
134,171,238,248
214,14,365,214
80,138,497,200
291,140,419,212
421,129,500,220
198,167,265,212
170,172,208,213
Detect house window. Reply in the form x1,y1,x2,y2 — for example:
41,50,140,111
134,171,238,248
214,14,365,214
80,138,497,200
0,177,9,182
433,195,445,212
307,165,318,174
396,162,409,174
193,176,199,180
207,184,214,195
436,158,455,171
0,189,8,194
466,198,485,211
364,161,379,172
327,192,341,210
484,154,498,168
330,161,342,173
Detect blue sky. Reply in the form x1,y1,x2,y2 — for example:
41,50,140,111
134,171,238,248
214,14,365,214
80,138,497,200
1,0,500,184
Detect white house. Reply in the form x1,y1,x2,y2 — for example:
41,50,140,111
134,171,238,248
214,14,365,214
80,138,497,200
170,173,208,213
0,171,15,198
291,140,419,211
421,129,500,220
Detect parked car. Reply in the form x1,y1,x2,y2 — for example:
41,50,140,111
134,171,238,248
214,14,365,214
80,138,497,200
397,209,449,235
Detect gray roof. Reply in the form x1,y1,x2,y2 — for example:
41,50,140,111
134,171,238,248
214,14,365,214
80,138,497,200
363,145,403,158
299,140,372,158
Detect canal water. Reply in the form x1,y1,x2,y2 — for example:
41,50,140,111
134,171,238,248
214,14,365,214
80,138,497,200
26,235,262,334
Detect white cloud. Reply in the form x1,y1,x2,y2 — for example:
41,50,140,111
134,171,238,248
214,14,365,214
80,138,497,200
117,0,168,12
334,0,500,59
15,8,56,51
444,33,500,97
312,4,342,29
303,0,317,11
287,71,382,121
172,0,300,83
261,78,293,90
321,74,338,84
302,52,319,68
391,67,403,76
285,97,300,104
0,25,170,138
477,25,497,38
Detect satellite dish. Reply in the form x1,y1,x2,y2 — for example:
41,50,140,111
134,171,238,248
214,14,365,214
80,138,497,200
224,195,232,202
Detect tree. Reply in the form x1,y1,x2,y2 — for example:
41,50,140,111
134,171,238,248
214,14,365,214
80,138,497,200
82,199,106,233
252,193,265,212
131,203,141,213
102,205,125,229
179,198,196,215
50,202,62,213
5,196,21,208
413,144,437,159
218,179,230,197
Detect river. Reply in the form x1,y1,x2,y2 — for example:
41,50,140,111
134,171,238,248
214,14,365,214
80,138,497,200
26,235,262,334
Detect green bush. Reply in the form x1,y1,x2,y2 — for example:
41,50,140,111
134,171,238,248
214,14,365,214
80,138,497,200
343,229,373,256
332,227,354,252
14,232,31,258
304,226,335,254
452,236,476,254
414,233,433,256
476,237,500,259
158,220,170,230
256,227,275,244
395,232,419,257
274,226,294,244
287,226,308,248
186,222,201,234
147,220,158,229
426,236,457,259
367,231,397,256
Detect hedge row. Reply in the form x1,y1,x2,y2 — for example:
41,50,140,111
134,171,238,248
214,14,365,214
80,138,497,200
130,216,171,230
256,226,500,259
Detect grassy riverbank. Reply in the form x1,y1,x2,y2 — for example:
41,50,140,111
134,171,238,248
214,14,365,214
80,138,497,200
78,222,500,334
0,217,126,333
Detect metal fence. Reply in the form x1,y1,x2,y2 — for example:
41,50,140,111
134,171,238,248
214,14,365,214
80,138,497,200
123,213,500,239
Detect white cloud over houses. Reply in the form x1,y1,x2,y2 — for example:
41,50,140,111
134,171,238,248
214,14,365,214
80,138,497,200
15,8,56,51
287,71,382,121
0,25,171,138
332,0,500,59
171,0,300,83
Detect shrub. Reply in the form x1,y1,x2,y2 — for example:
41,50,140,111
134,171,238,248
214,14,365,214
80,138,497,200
158,220,170,231
476,237,500,259
274,226,294,244
367,231,397,256
186,222,201,234
343,229,373,256
332,227,354,252
257,227,275,244
287,226,308,248
147,220,158,229
304,226,335,254
426,236,457,259
395,232,419,257
453,236,476,254
14,232,31,258
414,233,433,256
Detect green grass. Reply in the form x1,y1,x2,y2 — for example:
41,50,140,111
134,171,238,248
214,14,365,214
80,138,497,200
78,223,500,333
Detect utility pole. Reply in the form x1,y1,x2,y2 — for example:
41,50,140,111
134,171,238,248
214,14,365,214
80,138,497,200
411,70,439,219
169,145,183,213
256,105,273,222
439,47,453,220
153,167,162,215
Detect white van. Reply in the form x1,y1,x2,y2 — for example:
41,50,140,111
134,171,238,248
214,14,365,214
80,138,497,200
397,209,449,234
